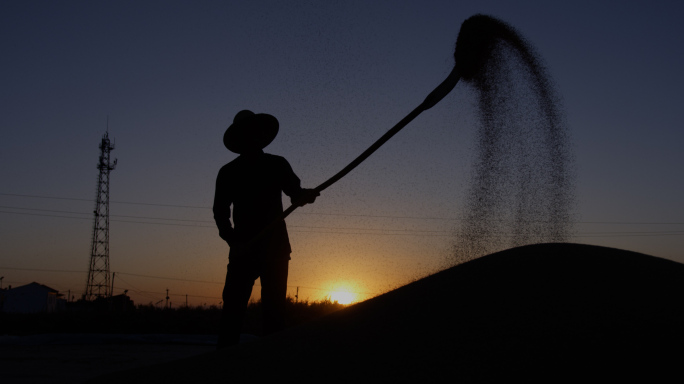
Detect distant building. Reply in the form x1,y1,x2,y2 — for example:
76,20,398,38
0,282,63,314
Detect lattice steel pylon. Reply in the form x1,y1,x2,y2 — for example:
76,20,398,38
84,130,117,300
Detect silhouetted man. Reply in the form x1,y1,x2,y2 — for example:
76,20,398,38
214,110,318,348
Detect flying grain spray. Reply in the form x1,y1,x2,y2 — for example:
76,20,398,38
452,15,575,263
257,15,575,263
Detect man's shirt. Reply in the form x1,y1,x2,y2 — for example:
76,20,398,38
213,150,303,257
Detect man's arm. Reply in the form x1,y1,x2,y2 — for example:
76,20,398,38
213,168,235,245
280,158,319,207
292,188,319,206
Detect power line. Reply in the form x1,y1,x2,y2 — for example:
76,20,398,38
113,275,168,302
4,204,684,231
0,205,453,234
0,266,84,273
1,266,381,297
4,192,684,238
3,205,454,231
0,205,211,223
0,210,216,228
0,193,459,220
0,193,209,209
116,272,379,296
116,272,223,285
113,286,222,300
0,210,94,221
4,192,684,225
0,267,223,284
113,277,164,302
0,209,455,235
0,209,441,235
2,209,684,238
0,205,90,216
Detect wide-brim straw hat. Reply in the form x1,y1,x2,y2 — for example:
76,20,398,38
223,110,279,154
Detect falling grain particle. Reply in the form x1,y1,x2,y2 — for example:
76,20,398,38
452,15,575,264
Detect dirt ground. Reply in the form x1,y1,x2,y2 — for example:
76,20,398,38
7,244,684,383
87,243,684,383
0,335,216,384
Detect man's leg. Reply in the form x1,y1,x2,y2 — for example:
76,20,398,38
218,260,256,349
260,256,289,335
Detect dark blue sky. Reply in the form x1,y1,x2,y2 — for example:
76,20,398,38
1,1,683,305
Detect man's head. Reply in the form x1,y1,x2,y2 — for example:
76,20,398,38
223,110,279,154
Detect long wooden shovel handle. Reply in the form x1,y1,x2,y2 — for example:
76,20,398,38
247,68,460,247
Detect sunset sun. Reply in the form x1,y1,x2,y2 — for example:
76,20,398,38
330,290,355,305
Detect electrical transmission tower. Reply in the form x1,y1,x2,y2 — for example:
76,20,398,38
84,130,117,300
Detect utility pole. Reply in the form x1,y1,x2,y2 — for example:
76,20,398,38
166,288,170,309
110,272,116,297
84,125,117,300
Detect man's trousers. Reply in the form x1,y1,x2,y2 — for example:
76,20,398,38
218,252,289,348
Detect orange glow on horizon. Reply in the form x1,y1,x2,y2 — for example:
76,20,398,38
330,288,356,305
